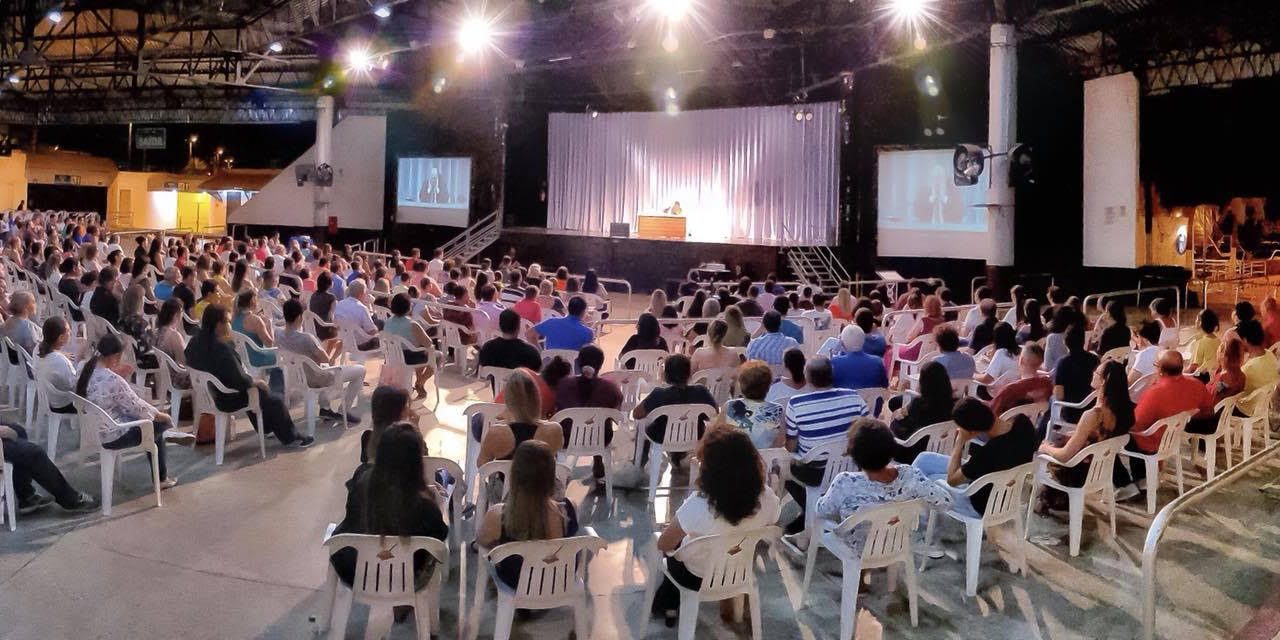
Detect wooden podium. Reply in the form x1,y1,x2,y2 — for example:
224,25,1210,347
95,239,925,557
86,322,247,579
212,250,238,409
636,214,686,240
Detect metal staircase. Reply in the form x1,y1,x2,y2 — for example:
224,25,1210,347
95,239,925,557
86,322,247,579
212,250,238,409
785,245,852,290
440,210,501,264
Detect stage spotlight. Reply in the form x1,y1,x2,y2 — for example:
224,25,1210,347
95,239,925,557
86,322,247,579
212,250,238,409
458,15,495,55
6,74,19,85
923,128,933,137
46,9,64,24
268,41,284,53
953,143,987,186
935,126,945,135
794,110,804,122
648,0,691,22
343,45,375,73
805,112,814,121
372,3,392,18
886,0,935,27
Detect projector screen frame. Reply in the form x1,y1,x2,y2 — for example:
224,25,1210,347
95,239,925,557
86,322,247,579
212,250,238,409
873,144,991,261
394,154,475,228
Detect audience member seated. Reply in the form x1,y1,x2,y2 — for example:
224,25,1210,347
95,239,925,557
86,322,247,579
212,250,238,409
1128,320,1163,384
913,398,1036,519
633,354,716,465
691,320,745,372
889,361,954,463
34,317,77,417
1017,298,1047,344
619,312,669,357
782,356,869,542
531,296,594,351
721,305,750,348
1237,319,1277,395
154,267,179,301
1129,350,1213,483
772,296,805,344
854,308,886,358
719,360,784,449
118,284,159,370
1148,297,1180,350
968,299,999,352
185,305,313,448
737,284,765,317
478,309,543,373
932,326,976,381
1037,360,1138,510
814,418,952,551
2,291,40,354
231,290,278,374
554,345,622,483
988,343,1052,417
830,326,888,390
308,272,339,341
512,285,543,325
78,334,191,489
278,299,365,423
383,293,437,397
1094,301,1131,355
360,386,419,465
1054,325,1100,426
747,311,799,366
1185,309,1221,378
334,279,382,351
766,348,811,404
476,440,580,589
652,427,781,626
330,423,448,588
153,299,190,385
478,369,564,465
0,418,97,514
1042,305,1078,372
977,323,1020,390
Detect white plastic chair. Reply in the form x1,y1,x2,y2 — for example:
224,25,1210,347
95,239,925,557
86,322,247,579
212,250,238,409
438,320,476,371
33,363,77,459
1184,394,1240,481
336,321,383,365
319,533,449,640
1100,346,1131,365
601,369,653,415
542,348,579,370
69,393,163,516
552,407,625,506
894,420,957,456
642,526,782,640
690,367,736,405
1025,434,1130,557
1128,372,1157,402
616,348,668,377
999,401,1049,427
1119,411,1192,514
1231,383,1274,460
474,533,607,640
1048,391,1097,436
462,402,506,506
3,338,37,427
0,444,15,531
229,332,279,381
478,365,516,398
800,500,923,640
757,447,792,498
188,368,267,465
422,456,467,551
302,310,336,340
641,404,718,505
278,352,349,438
153,349,190,428
856,387,894,422
382,334,440,407
794,438,859,548
473,459,573,520
924,462,1035,596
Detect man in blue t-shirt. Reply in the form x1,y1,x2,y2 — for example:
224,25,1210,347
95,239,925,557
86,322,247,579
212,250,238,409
830,326,888,390
530,295,594,350
773,296,805,344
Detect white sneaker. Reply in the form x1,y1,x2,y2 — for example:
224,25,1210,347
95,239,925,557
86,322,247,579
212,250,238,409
160,478,179,490
1115,484,1140,501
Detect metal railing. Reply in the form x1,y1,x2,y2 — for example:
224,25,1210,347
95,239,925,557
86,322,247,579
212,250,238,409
840,277,947,299
970,273,1056,301
1082,286,1182,327
440,209,500,262
1142,438,1280,640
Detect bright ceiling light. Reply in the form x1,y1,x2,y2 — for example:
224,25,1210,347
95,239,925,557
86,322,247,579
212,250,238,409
343,45,375,73
268,41,284,53
372,4,392,19
649,0,691,22
885,0,937,31
458,15,495,55
46,9,64,23
6,74,20,85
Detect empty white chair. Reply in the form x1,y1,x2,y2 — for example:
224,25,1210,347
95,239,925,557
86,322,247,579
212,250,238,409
793,438,859,549
924,462,1035,596
319,533,449,640
894,420,957,456
553,407,625,506
1026,435,1130,557
690,367,736,405
188,369,267,465
643,526,782,640
801,500,924,640
616,348,668,377
70,393,163,516
278,352,349,438
1119,411,1192,514
474,533,606,640
0,443,14,531
641,404,717,505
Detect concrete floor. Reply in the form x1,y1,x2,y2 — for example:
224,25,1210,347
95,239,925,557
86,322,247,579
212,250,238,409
2,298,1279,640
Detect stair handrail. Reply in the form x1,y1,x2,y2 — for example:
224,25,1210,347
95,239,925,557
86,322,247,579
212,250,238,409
440,209,501,260
813,245,852,284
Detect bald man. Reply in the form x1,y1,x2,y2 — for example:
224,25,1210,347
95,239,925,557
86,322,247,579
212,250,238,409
1132,350,1214,457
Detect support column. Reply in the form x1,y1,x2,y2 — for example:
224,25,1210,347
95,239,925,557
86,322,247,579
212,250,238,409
986,23,1017,292
313,95,335,243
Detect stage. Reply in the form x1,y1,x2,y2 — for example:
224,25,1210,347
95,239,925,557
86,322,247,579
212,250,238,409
487,226,785,292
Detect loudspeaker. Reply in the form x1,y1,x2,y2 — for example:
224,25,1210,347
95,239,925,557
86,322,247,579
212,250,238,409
609,222,630,238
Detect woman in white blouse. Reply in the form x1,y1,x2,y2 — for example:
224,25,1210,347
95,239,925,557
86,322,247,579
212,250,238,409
977,323,1021,391
34,317,77,415
75,334,190,489
153,298,190,387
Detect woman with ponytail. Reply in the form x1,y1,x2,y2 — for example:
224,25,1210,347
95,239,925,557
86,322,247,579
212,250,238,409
691,319,746,373
553,345,623,482
78,334,190,489
33,316,77,415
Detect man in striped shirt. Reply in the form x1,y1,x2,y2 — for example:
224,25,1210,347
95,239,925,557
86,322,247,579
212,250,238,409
782,356,868,543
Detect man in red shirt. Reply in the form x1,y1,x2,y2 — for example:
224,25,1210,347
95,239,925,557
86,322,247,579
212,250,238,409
1132,350,1214,453
988,344,1053,418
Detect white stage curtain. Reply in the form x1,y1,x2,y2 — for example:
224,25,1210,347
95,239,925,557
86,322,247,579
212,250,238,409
547,102,840,246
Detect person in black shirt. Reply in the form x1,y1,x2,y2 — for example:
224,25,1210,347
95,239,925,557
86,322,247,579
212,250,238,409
477,310,542,372
633,354,716,465
1053,324,1100,428
890,361,955,462
1095,301,1130,354
968,299,999,354
619,313,669,359
172,266,198,313
911,398,1037,516
89,266,122,326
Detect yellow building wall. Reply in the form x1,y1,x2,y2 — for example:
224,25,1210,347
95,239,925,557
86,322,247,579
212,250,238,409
174,191,225,233
0,151,27,210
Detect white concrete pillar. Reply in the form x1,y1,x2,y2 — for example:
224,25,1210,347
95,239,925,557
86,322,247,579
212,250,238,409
313,95,335,230
986,23,1017,267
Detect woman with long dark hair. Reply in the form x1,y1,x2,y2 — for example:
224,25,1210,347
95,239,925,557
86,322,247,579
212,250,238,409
979,322,1021,388
1017,298,1046,344
890,361,955,462
34,316,77,416
1037,359,1136,511
620,312,668,357
78,334,188,488
476,440,579,588
652,427,781,626
361,385,416,465
1094,301,1131,354
554,345,622,482
766,347,810,404
330,423,448,587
